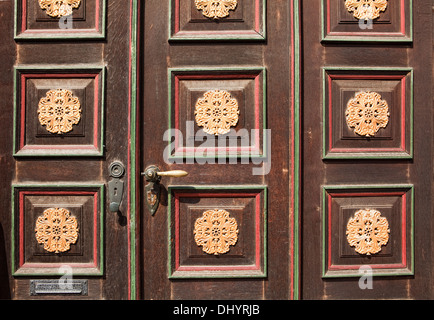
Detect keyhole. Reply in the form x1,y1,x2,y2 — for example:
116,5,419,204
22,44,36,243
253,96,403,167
114,187,118,196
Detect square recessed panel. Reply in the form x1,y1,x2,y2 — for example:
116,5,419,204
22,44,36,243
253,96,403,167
11,184,104,276
323,68,413,159
168,186,267,279
322,185,414,278
15,0,106,40
170,0,266,40
13,66,105,157
322,0,412,42
168,67,267,160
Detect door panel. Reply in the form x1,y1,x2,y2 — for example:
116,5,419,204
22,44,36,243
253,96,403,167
0,0,136,299
302,0,433,299
140,0,299,300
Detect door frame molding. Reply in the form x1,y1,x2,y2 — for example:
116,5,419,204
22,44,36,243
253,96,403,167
127,0,302,300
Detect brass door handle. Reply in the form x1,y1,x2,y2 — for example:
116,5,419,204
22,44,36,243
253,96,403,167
156,170,188,178
142,165,188,215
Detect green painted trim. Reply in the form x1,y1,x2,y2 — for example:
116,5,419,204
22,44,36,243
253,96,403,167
168,0,266,41
12,65,106,158
167,185,268,279
292,0,301,300
14,0,107,40
322,67,414,160
321,0,413,43
321,184,415,278
128,0,139,300
11,183,105,277
167,67,268,160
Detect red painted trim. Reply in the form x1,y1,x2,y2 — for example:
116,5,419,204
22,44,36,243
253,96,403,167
22,262,97,268
94,74,100,148
174,30,261,36
173,73,262,154
19,191,24,266
173,191,262,272
329,75,405,80
400,0,406,34
19,73,101,151
176,265,259,272
175,74,258,80
255,0,260,33
328,75,333,151
175,191,180,270
326,0,407,37
174,75,180,151
401,77,406,150
18,190,99,269
255,192,261,268
21,0,27,32
21,0,101,33
95,0,100,32
174,0,261,34
93,192,98,267
326,190,408,271
20,74,26,150
328,191,405,198
327,73,408,153
401,193,407,264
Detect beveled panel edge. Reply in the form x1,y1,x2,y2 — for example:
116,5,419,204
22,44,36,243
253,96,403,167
11,182,105,277
168,0,267,41
320,184,415,278
12,64,106,157
14,0,107,40
166,66,268,160
321,67,414,160
320,0,413,43
167,185,268,279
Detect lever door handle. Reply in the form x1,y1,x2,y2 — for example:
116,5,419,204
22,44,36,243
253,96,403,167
156,170,188,178
142,165,188,215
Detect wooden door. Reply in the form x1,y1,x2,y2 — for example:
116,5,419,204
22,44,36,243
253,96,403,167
301,0,433,299
0,0,138,299
139,0,300,300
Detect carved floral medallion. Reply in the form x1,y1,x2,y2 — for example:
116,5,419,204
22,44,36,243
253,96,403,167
39,0,81,18
344,0,388,20
346,209,390,255
194,90,239,136
35,208,79,254
345,91,389,137
194,209,239,255
38,89,82,134
194,0,238,19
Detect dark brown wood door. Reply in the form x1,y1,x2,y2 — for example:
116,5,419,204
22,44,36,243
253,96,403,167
139,0,299,299
0,0,137,299
301,0,433,299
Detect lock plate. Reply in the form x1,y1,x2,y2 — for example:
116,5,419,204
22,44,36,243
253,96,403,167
108,161,125,212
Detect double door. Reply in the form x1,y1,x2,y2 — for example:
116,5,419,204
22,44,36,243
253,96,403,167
0,0,432,300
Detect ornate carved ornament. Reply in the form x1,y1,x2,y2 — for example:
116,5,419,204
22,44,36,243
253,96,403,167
345,91,389,137
194,209,239,255
344,0,388,21
194,89,239,136
346,209,390,255
39,0,81,18
35,208,79,254
38,89,82,135
194,0,238,19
